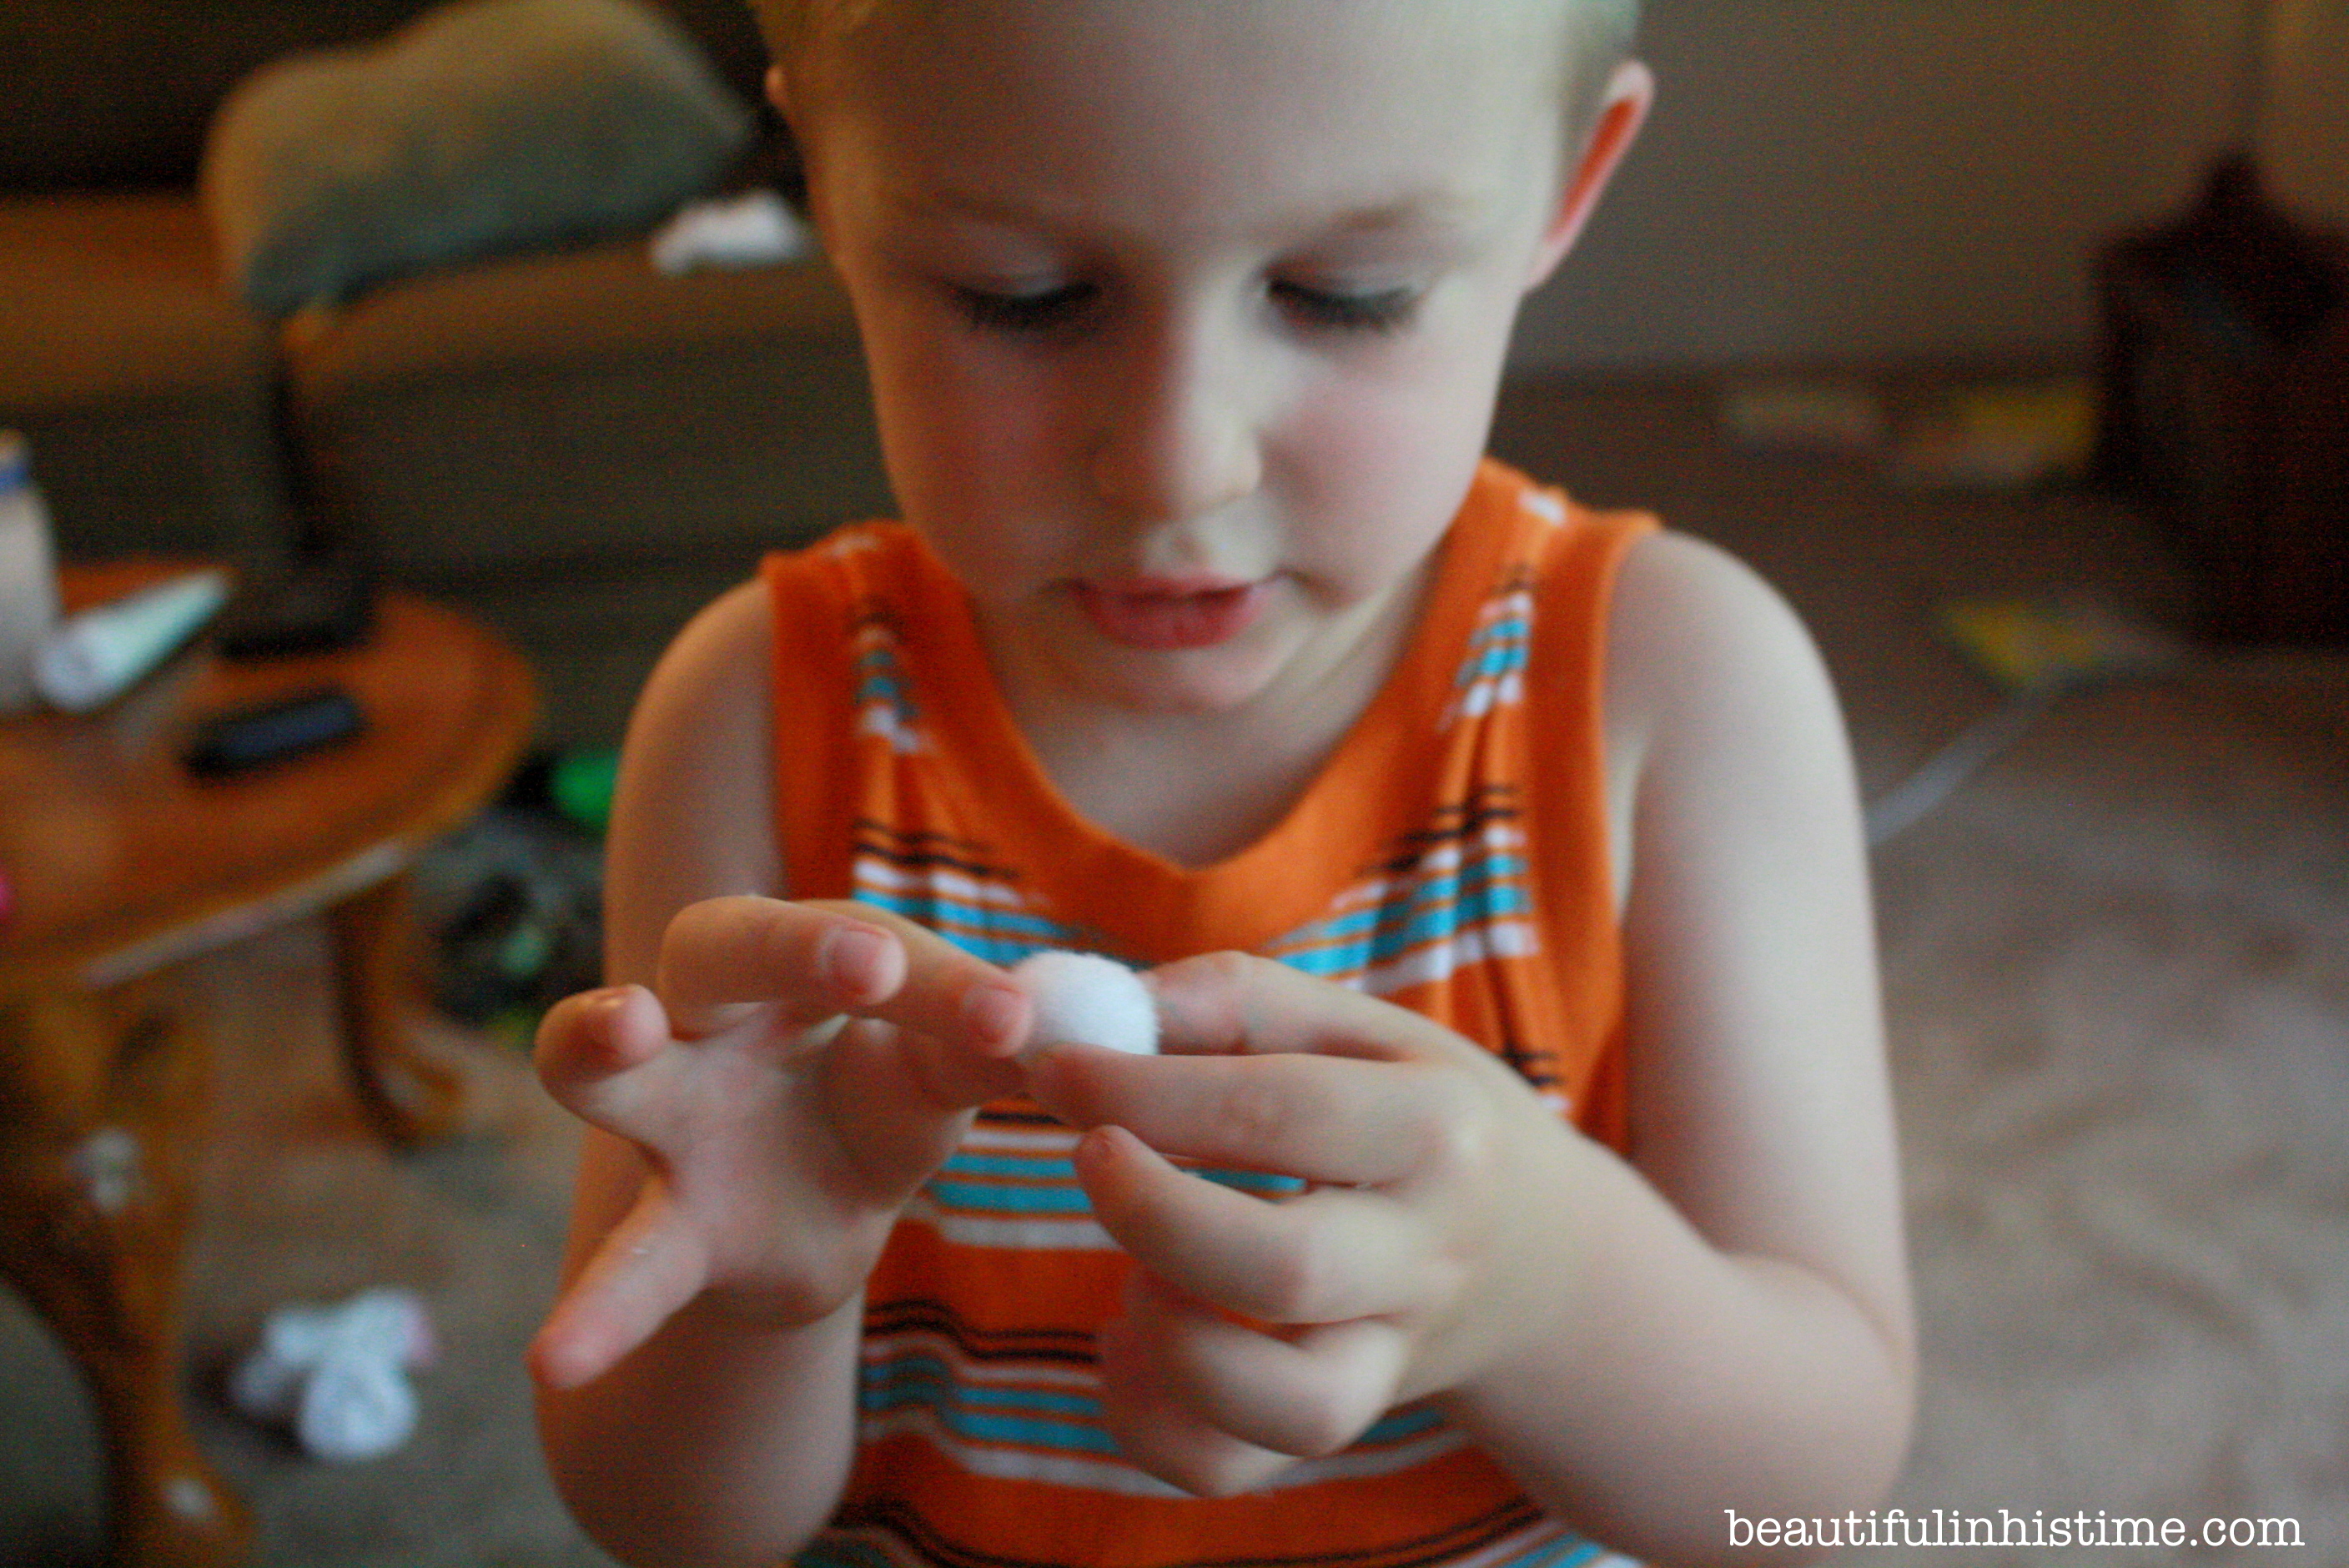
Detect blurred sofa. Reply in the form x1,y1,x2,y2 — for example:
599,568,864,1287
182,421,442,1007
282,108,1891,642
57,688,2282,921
0,0,889,736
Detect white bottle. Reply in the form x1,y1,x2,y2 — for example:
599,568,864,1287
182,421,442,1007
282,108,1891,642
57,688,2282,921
0,430,62,716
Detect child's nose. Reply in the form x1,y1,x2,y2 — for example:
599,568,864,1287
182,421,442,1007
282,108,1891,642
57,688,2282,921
1087,316,1263,526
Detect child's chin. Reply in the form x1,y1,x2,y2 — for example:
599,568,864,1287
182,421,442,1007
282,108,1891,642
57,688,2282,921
1076,639,1292,717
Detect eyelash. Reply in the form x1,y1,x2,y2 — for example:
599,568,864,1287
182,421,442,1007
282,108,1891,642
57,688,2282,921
1271,282,1422,334
948,281,1422,337
953,283,1097,334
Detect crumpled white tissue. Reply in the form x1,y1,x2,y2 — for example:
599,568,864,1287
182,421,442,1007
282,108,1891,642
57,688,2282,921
649,188,812,275
1013,951,1159,1056
229,1287,436,1463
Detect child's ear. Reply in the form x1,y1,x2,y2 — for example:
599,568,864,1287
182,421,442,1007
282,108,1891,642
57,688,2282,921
1526,60,1653,290
767,63,834,238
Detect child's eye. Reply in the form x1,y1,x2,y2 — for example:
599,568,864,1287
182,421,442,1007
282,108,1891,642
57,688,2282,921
952,282,1097,334
1272,282,1421,334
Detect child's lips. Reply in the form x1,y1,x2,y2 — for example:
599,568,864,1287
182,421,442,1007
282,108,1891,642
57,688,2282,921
1070,577,1269,650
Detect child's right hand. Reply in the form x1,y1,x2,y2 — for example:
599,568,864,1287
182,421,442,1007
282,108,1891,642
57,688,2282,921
526,896,1031,1391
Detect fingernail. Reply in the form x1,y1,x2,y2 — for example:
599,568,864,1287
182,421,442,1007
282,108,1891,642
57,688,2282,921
963,982,1027,1048
578,985,633,1020
822,925,891,997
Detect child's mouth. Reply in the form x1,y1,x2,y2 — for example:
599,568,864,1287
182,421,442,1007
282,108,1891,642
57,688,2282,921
1070,578,1268,651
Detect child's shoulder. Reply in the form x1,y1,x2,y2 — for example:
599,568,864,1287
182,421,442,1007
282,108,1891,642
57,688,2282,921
1600,524,1861,872
614,576,781,842
1607,527,1838,741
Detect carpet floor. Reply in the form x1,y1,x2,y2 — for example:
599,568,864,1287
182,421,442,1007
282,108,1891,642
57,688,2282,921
4,371,2344,1565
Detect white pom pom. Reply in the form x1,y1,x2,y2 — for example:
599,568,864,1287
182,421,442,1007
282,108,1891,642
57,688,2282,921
1012,951,1158,1056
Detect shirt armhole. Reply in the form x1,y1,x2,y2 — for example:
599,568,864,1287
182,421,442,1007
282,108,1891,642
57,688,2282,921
1525,498,1657,1155
763,543,863,902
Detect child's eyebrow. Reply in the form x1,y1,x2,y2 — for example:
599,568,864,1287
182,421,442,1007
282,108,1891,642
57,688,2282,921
884,183,1505,251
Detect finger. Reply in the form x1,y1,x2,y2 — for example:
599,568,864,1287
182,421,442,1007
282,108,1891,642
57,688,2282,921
1074,1125,1436,1324
534,983,690,1137
1148,951,1476,1066
1026,1042,1456,1189
1127,1273,1408,1460
656,896,1028,1053
527,1179,711,1392
824,1018,1026,1199
1096,1305,1298,1499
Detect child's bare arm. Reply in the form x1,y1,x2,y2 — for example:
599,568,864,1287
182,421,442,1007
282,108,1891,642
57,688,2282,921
1023,533,1912,1561
531,584,1030,1566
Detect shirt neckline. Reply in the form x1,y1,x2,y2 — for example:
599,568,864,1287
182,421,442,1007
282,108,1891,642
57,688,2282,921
898,460,1529,954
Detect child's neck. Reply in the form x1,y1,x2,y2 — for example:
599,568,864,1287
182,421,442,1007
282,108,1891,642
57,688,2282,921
992,566,1431,870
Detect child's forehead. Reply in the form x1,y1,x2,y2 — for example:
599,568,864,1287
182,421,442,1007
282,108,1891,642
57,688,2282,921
795,0,1577,100
797,0,1575,167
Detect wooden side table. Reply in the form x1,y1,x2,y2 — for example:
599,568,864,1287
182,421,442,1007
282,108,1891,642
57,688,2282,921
0,560,536,1567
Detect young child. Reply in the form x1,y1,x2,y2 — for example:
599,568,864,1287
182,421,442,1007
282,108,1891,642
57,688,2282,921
529,3,1915,1565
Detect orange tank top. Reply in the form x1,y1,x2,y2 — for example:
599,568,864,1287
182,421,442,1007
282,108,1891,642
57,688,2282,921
764,458,1655,1568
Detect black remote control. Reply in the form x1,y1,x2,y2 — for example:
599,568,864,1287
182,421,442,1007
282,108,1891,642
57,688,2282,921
181,686,366,777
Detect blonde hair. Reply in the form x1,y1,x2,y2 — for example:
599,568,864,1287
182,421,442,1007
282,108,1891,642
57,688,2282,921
751,0,1639,154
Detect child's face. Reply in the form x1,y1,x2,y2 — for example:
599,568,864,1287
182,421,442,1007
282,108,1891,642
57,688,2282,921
786,0,1612,717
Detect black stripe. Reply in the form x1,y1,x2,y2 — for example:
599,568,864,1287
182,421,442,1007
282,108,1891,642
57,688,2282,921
864,1298,1098,1368
1362,790,1526,877
829,1494,1551,1568
853,822,1027,887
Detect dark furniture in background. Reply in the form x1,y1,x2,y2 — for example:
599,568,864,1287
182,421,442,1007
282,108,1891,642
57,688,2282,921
0,0,890,743
0,559,536,1568
2095,157,2349,646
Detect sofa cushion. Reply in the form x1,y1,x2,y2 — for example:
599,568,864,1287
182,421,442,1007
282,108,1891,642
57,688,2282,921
279,239,883,577
0,192,271,407
0,193,285,557
203,0,753,318
0,0,772,193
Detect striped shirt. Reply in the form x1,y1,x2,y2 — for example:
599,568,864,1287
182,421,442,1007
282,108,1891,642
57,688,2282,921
764,458,1655,1568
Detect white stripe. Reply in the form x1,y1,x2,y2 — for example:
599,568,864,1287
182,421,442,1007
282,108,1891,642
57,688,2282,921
1321,824,1527,915
853,855,1030,908
1446,1515,1636,1568
858,705,923,752
1522,488,1567,524
902,1194,1119,1251
959,1124,1082,1153
858,1409,1470,1495
1446,1518,1577,1568
858,1409,1190,1496
1355,919,1540,996
1442,667,1525,727
1475,588,1537,629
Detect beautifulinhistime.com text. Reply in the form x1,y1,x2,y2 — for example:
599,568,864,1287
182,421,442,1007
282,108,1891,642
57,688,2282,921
1725,1506,2306,1551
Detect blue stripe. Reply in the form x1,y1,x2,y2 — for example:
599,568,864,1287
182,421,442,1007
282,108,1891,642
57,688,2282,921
1279,857,1527,952
1456,640,1530,683
927,1178,1094,1214
861,1377,1119,1454
1195,1166,1308,1198
936,1155,1304,1205
796,1537,898,1568
1508,1535,1607,1568
1278,883,1532,978
863,1359,1101,1419
845,885,1079,943
845,892,1083,966
1468,612,1530,649
1359,1402,1450,1446
942,1151,1075,1179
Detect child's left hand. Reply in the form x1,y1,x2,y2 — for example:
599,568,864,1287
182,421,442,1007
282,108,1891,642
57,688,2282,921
1021,951,1592,1498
